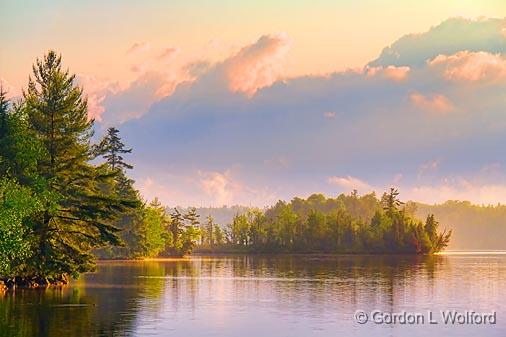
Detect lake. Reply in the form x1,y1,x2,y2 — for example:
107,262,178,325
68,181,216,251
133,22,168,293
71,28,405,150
1,253,505,337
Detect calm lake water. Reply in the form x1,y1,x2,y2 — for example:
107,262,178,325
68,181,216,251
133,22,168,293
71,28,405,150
1,253,505,337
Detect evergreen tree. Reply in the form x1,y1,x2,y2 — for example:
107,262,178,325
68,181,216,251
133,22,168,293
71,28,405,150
382,188,403,217
93,127,143,259
22,51,134,279
141,198,169,257
184,207,200,228
202,215,215,245
95,127,133,171
171,208,184,244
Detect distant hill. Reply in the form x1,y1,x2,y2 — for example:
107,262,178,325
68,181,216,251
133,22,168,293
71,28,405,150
414,201,506,250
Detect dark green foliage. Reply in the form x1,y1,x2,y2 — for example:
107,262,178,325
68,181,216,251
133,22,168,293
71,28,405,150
198,190,451,254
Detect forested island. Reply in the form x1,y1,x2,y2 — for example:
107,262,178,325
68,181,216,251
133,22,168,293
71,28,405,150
0,51,450,290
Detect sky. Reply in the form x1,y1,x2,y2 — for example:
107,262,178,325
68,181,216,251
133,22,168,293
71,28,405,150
2,1,506,207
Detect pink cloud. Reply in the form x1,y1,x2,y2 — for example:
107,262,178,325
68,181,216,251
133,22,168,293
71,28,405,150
76,75,122,121
197,169,278,206
99,70,192,125
429,51,506,82
126,41,151,55
410,92,454,114
158,47,180,62
130,63,148,73
78,62,193,125
225,33,291,96
366,65,410,81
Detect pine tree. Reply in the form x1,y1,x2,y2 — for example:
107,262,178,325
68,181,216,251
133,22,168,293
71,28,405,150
96,127,133,171
382,188,403,217
184,207,200,228
22,51,134,279
204,215,215,245
167,208,184,254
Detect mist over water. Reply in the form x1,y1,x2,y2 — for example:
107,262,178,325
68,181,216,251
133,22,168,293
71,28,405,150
1,254,505,337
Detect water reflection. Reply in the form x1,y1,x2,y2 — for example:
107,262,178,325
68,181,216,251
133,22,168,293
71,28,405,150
0,254,504,337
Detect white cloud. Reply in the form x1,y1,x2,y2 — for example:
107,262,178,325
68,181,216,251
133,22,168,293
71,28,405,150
199,170,236,205
327,176,372,191
429,51,506,82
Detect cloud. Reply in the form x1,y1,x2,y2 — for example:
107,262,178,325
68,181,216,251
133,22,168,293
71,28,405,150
126,41,151,55
369,17,506,68
199,170,236,205
76,74,122,121
429,51,506,82
366,65,410,81
99,70,189,125
158,47,180,62
130,63,148,73
81,64,195,126
133,168,278,207
418,159,440,179
118,26,506,205
81,20,506,206
224,33,291,96
410,92,453,114
328,176,372,191
324,111,336,119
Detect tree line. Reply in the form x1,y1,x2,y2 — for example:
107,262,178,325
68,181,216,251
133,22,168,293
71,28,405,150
196,190,452,254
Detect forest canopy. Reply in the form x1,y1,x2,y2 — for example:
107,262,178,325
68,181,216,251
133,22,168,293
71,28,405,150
195,189,452,254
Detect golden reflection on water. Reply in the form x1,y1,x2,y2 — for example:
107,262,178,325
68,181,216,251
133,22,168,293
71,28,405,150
0,254,505,337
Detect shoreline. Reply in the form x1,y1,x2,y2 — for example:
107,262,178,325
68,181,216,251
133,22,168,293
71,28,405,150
93,250,506,262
